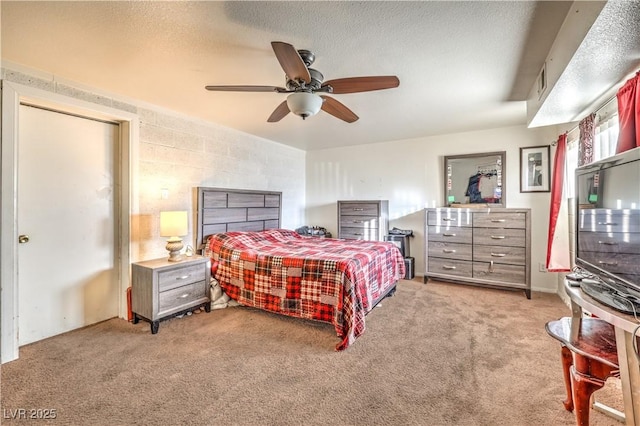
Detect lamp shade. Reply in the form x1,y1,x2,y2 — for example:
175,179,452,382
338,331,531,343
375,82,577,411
160,211,188,238
286,92,323,118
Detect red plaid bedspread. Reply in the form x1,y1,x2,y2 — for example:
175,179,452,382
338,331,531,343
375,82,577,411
208,229,405,350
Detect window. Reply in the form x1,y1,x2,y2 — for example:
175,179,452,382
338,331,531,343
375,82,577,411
565,99,619,199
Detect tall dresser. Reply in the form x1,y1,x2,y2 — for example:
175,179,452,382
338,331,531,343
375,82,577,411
424,207,531,298
337,200,389,241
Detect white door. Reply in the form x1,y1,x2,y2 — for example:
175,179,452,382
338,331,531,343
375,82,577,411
18,104,119,345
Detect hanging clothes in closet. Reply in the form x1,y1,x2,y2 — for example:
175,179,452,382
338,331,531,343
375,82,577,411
466,170,498,203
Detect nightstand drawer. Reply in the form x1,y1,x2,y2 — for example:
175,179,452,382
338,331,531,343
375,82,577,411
159,280,208,314
158,263,206,291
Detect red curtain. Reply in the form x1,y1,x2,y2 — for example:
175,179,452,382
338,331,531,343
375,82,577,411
616,71,640,154
578,113,595,166
546,133,571,272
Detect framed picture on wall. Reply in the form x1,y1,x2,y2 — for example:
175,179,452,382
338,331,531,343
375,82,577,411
520,145,551,193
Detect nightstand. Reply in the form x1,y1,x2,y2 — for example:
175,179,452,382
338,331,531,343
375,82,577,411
131,255,211,334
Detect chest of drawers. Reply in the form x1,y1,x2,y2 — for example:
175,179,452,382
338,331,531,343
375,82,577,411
424,208,531,298
337,200,389,241
131,255,211,333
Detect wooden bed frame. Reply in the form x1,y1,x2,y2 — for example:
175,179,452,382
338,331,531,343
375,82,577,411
195,187,282,252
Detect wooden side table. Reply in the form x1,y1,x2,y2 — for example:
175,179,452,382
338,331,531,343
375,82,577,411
565,280,640,425
131,255,211,334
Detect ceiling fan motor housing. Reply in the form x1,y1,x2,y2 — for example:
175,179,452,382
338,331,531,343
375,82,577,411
297,49,315,66
287,68,324,91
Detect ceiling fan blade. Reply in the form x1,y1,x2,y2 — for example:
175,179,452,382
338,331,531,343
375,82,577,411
267,100,290,123
205,85,288,93
271,41,311,84
320,96,359,123
321,76,400,94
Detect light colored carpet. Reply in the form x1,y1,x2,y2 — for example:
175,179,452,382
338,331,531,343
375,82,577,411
1,279,624,425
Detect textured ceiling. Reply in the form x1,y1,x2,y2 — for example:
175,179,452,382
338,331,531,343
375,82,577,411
0,1,589,151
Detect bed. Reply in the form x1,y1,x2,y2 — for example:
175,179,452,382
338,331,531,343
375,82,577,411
196,187,406,350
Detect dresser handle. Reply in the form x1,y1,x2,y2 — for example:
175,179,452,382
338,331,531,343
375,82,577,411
597,222,618,226
488,261,494,273
490,253,506,257
442,218,456,222
443,249,456,253
490,235,505,239
598,241,618,245
442,265,456,270
443,233,456,237
490,219,506,223
352,208,364,211
352,220,363,223
178,293,190,298
597,261,619,266
177,275,190,280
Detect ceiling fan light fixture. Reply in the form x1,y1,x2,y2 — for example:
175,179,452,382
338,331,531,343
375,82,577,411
286,92,323,119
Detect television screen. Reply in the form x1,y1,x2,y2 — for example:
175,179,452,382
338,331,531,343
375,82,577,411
575,146,640,294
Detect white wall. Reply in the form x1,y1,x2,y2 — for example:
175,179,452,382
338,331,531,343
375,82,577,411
306,124,561,293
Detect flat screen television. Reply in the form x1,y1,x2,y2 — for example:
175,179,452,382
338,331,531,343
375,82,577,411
574,146,640,296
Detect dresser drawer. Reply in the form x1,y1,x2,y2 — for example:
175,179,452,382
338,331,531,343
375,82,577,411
578,231,640,254
427,210,472,227
428,241,473,261
578,210,640,233
339,215,380,229
428,258,473,278
473,262,525,284
339,227,380,240
159,280,208,315
473,212,526,229
578,251,640,276
428,225,472,244
473,245,525,265
339,203,380,216
158,263,206,291
473,228,526,247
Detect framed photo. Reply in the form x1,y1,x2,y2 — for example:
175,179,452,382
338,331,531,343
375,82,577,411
520,145,551,193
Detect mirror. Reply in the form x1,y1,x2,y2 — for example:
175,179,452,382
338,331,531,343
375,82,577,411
444,151,506,207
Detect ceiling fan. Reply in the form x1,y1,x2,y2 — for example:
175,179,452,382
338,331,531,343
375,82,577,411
205,41,400,123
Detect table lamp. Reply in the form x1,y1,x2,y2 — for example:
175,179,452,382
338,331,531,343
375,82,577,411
160,211,188,262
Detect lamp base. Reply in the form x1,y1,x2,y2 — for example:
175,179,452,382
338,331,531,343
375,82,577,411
166,238,184,262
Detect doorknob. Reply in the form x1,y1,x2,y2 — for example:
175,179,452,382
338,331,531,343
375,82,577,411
18,235,29,244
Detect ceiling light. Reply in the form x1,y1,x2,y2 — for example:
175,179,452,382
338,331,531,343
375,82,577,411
286,92,323,119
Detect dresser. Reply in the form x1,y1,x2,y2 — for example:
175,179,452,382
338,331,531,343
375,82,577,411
424,207,531,298
337,200,389,241
131,255,211,333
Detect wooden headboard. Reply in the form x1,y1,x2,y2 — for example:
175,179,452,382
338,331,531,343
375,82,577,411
195,187,282,252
